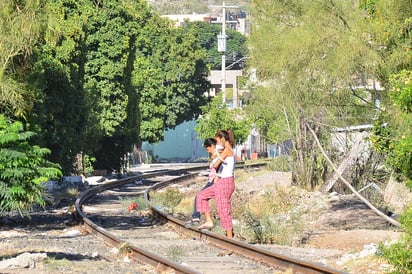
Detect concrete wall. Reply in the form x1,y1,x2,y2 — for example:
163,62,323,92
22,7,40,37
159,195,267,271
142,120,208,162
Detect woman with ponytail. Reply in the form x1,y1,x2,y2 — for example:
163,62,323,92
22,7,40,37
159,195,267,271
196,129,236,238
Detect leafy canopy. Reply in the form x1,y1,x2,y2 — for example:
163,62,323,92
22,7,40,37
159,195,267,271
183,21,249,70
0,0,42,118
365,0,412,188
371,70,412,188
134,17,210,143
247,0,380,187
195,93,251,144
28,0,211,172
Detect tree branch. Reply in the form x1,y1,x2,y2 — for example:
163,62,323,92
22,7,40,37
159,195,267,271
306,121,402,228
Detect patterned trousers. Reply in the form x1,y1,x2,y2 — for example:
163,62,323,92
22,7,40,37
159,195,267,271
196,176,235,230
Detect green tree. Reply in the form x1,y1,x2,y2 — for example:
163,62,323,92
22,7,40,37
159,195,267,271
184,21,249,70
0,0,42,118
363,0,412,189
195,93,250,144
386,71,412,187
247,0,381,188
29,0,95,173
371,71,412,188
379,206,412,273
0,115,62,217
29,0,210,172
81,0,152,171
360,0,412,79
133,16,210,144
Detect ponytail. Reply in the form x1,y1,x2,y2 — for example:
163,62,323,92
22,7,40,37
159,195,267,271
215,129,235,148
226,129,235,148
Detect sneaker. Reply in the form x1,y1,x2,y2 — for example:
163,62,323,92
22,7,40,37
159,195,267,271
185,218,200,228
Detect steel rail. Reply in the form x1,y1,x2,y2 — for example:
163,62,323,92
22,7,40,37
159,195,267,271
75,167,207,274
75,162,344,274
145,166,345,274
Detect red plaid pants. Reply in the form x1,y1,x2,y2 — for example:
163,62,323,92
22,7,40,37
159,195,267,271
196,176,235,230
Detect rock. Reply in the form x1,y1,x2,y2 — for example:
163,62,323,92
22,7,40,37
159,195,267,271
384,175,412,213
0,252,47,270
85,176,106,186
110,247,119,254
44,176,87,191
60,229,82,237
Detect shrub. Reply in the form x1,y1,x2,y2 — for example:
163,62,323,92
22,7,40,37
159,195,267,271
0,115,62,217
237,185,304,244
267,155,292,172
150,188,184,214
379,206,412,273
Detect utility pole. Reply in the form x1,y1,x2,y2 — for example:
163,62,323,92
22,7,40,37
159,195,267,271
215,2,238,105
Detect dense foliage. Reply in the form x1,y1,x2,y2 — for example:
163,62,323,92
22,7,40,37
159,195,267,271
248,0,411,271
195,93,250,144
25,0,210,172
364,0,412,189
371,71,412,188
0,115,62,217
0,0,212,215
379,206,412,273
183,21,249,70
247,0,380,188
0,0,42,118
133,19,210,143
0,0,251,176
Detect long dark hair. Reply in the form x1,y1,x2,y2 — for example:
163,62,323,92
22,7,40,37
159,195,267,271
215,129,235,148
203,138,217,148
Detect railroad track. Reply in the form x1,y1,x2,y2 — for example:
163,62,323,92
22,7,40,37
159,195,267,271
75,163,344,274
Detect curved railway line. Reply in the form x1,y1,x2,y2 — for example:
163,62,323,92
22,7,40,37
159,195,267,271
75,163,344,274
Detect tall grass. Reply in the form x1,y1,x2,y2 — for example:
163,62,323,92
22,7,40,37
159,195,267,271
235,185,304,245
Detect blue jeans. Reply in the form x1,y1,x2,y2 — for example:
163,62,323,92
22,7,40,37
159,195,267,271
192,180,214,219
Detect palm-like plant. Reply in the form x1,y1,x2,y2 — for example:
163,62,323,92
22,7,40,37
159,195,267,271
0,115,62,217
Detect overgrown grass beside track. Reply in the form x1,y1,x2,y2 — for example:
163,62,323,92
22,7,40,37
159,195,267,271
151,165,306,245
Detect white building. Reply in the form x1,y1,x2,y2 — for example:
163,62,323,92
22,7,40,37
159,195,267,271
162,11,249,36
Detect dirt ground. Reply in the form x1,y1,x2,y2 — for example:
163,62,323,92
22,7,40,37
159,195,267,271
0,170,406,273
236,171,404,272
307,229,399,250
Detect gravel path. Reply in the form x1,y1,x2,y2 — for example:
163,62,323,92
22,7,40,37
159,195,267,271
0,171,404,273
0,209,159,274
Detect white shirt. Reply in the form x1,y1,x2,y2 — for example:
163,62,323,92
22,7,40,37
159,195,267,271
217,155,235,178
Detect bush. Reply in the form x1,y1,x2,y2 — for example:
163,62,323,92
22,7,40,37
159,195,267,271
379,206,412,273
149,188,184,214
267,156,292,172
0,115,62,217
237,185,304,244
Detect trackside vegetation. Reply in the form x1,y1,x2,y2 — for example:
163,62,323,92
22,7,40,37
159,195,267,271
0,115,62,217
0,0,411,271
247,0,411,271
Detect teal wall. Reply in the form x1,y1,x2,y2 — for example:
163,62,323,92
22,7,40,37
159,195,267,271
142,120,208,162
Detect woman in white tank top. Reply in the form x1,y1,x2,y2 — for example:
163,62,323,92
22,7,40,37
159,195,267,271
196,129,236,238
